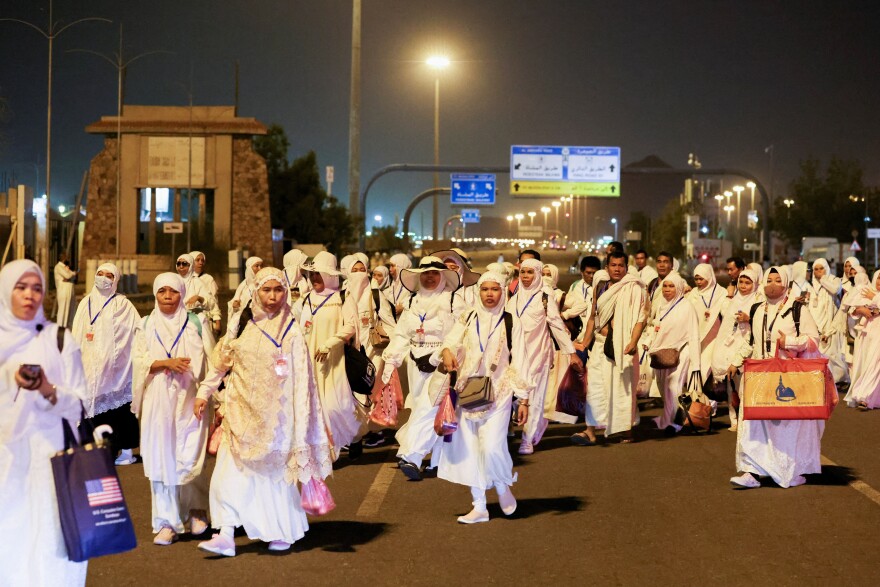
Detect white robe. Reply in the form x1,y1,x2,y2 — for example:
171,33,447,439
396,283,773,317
54,262,77,328
844,300,880,408
735,299,824,487
811,275,849,383
687,283,725,383
0,325,88,586
71,291,140,417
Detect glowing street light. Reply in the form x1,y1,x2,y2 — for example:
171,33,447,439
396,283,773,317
714,194,724,232
374,214,382,223
724,204,735,224
746,181,757,209
426,54,450,240
514,213,524,232
506,214,514,237
541,206,550,228
527,211,536,225
733,185,745,230
552,201,561,229
610,217,618,242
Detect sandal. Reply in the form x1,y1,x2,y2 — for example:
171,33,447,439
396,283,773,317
570,431,596,446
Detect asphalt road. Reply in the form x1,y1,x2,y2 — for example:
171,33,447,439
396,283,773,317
86,383,880,586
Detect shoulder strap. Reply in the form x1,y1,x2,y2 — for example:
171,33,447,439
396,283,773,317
748,301,763,345
560,291,568,310
503,311,513,353
372,289,381,317
57,326,66,352
781,300,803,337
339,290,346,304
542,292,549,314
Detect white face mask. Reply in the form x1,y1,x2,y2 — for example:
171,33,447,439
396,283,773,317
95,275,113,291
542,275,554,288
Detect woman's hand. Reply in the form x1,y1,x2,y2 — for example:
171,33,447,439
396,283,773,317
193,398,207,420
232,299,241,311
726,365,738,379
315,349,329,363
863,288,877,300
777,332,787,350
151,358,191,374
439,349,457,374
186,295,202,306
569,353,585,373
515,402,529,425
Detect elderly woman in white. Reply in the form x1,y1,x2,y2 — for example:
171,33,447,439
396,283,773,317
71,262,141,464
176,253,216,353
294,251,364,460
133,273,211,545
191,250,222,336
194,268,332,557
730,267,826,489
437,272,529,523
810,258,848,384
0,260,88,586
381,256,461,480
687,263,725,387
644,271,702,434
282,248,311,305
844,269,880,410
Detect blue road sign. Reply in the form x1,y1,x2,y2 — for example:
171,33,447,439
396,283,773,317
461,209,481,223
451,173,496,205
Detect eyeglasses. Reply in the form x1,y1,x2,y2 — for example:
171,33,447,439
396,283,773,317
176,262,190,267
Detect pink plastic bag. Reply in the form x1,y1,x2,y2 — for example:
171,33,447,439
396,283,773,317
300,477,336,516
370,368,404,427
206,425,223,456
433,386,458,437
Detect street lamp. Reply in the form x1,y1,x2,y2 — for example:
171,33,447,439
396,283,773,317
783,198,795,220
714,194,724,234
552,201,561,230
528,211,536,225
746,181,756,210
426,54,450,240
724,204,735,225
506,215,514,238
514,213,524,235
541,206,550,229
733,185,745,230
610,217,618,242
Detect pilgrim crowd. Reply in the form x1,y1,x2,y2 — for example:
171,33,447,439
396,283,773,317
2,243,878,585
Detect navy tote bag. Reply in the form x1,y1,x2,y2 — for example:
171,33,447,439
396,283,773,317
51,413,137,562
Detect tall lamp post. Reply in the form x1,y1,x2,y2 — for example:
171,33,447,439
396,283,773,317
514,213,524,235
427,55,450,241
714,194,724,235
528,211,536,225
541,206,550,231
746,181,756,210
610,217,618,242
506,215,514,238
552,201,561,231
733,185,745,230
1,1,110,274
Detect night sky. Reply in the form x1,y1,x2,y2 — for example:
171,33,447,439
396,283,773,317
1,0,878,235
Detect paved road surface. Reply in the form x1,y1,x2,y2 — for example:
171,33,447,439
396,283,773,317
87,385,880,586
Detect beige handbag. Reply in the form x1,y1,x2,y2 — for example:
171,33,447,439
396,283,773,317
456,319,505,410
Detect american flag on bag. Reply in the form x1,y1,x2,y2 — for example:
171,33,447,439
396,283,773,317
85,477,123,507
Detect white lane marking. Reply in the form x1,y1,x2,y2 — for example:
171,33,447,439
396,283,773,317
821,455,880,507
356,463,398,517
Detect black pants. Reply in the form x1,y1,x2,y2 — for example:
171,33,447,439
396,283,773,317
86,402,140,454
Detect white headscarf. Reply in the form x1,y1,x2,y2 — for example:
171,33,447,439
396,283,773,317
842,267,870,308
91,262,120,302
341,253,372,319
512,258,546,332
762,266,790,300
649,272,700,370
0,260,48,363
388,253,412,305
283,249,308,286
147,273,189,349
190,250,206,275
789,261,812,297
176,253,195,280
471,272,509,368
245,256,263,286
372,266,390,290
748,262,764,286
251,267,291,322
542,263,560,290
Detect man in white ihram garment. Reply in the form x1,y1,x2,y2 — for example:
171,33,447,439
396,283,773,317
578,250,648,444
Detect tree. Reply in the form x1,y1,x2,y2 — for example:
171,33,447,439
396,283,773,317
366,225,406,253
773,157,867,246
254,125,357,255
650,199,685,258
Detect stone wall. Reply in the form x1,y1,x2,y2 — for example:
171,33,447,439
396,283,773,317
231,137,273,262
81,137,118,260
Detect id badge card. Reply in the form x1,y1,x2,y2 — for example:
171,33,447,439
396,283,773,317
361,315,370,327
274,351,290,378
415,327,425,344
86,329,95,342
724,332,736,345
303,320,313,335
704,311,710,321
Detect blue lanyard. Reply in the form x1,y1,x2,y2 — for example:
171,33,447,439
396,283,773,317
475,315,505,353
251,318,295,348
155,321,189,359
658,297,683,322
701,284,717,309
394,283,406,302
516,291,540,318
417,312,427,328
88,294,116,326
307,293,334,318
582,282,590,299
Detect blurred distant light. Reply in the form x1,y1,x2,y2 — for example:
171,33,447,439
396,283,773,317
427,55,450,69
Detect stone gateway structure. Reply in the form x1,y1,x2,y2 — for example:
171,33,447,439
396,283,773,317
82,105,271,285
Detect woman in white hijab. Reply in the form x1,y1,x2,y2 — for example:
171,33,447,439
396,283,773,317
435,249,480,309
191,251,221,336
132,273,211,545
437,272,529,523
687,263,725,385
283,248,311,305
71,262,141,464
227,256,263,338
294,251,364,460
645,271,701,434
372,265,390,291
382,253,413,339
844,269,880,409
176,253,217,354
341,253,374,354
710,267,759,431
730,266,825,489
381,256,460,480
0,260,88,586
194,268,332,556
507,258,581,455
810,258,848,383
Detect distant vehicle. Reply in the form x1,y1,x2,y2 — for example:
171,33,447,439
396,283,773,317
801,236,847,264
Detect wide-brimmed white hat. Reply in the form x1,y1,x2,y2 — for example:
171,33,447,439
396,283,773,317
300,251,342,276
400,256,460,293
432,249,480,287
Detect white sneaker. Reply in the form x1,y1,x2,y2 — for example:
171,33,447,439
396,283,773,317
788,475,807,487
267,540,291,551
518,439,534,455
457,508,489,524
498,489,517,516
153,526,178,545
730,472,761,489
115,449,137,466
198,533,236,557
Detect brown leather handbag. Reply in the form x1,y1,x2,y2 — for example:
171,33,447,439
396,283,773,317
678,372,712,432
649,348,680,369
